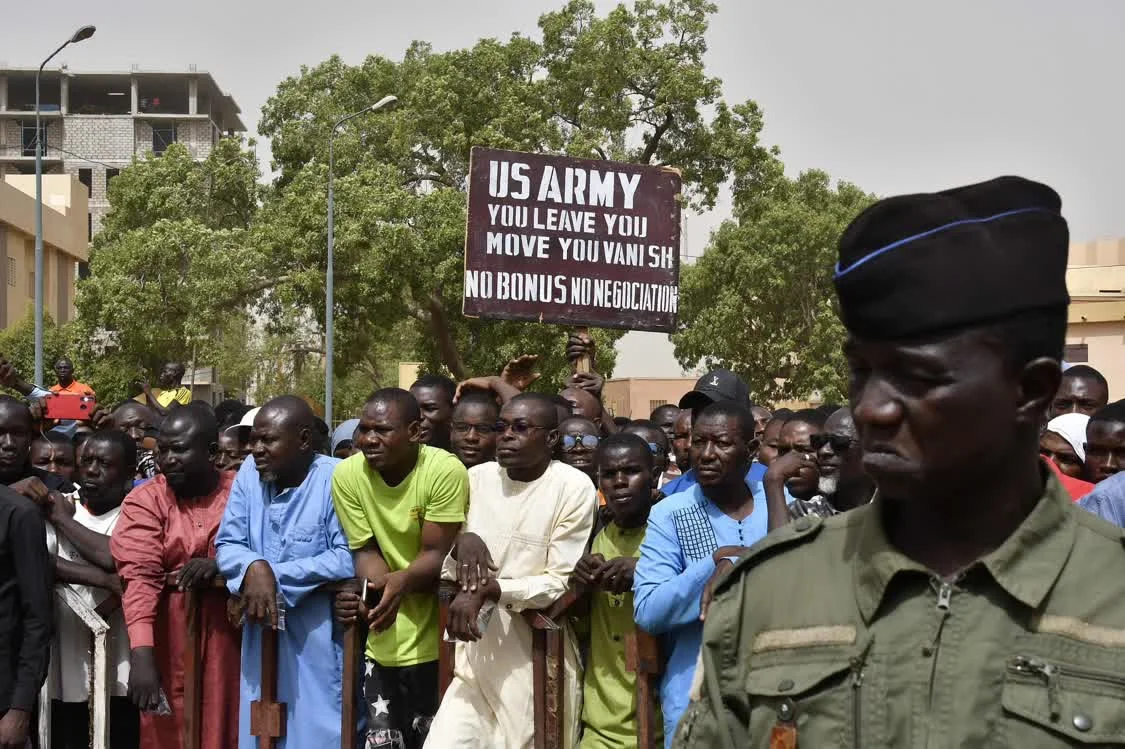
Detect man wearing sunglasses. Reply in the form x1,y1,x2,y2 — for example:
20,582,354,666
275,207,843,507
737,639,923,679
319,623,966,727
429,393,597,748
558,417,601,485
764,407,875,531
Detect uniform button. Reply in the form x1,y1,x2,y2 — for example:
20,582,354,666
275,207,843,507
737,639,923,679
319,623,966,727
794,517,812,532
777,679,794,692
612,635,621,642
505,604,513,610
921,645,933,657
1073,714,1093,732
777,698,795,721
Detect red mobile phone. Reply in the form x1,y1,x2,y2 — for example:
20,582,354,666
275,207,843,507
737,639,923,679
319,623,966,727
45,394,97,421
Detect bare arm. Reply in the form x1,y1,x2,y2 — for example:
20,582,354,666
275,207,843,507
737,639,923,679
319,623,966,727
399,520,461,594
53,514,115,571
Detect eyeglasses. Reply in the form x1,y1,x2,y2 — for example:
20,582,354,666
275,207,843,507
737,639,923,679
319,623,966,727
809,433,858,453
561,434,600,451
495,421,547,435
452,422,499,435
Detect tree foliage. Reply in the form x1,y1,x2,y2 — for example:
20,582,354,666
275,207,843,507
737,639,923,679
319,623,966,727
73,139,263,403
254,0,778,389
673,170,876,404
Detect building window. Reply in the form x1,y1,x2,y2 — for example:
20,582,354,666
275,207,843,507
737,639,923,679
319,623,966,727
78,168,92,192
20,122,47,157
1064,344,1089,364
6,258,14,286
105,168,120,193
152,123,177,155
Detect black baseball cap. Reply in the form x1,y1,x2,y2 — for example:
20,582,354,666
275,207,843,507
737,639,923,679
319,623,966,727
678,369,752,412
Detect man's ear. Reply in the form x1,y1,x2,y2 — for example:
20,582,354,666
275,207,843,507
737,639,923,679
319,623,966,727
545,427,560,452
407,419,424,444
1017,357,1063,427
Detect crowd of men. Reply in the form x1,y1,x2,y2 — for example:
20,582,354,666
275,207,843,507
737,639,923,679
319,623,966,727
5,174,1125,749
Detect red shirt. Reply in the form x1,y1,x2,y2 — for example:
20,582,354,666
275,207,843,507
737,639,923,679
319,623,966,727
1045,457,1094,501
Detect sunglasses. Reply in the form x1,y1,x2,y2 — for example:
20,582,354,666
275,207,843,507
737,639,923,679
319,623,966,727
561,434,600,451
809,433,857,453
452,422,499,435
494,421,546,435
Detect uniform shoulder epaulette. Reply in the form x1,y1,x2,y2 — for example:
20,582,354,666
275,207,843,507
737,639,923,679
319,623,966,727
713,514,825,597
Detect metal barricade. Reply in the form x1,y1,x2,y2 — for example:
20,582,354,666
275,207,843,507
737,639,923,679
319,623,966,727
37,585,112,749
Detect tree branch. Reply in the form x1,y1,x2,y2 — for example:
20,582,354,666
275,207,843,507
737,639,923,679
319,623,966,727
641,110,674,164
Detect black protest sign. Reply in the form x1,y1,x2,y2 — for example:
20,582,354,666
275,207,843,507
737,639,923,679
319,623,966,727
462,147,682,332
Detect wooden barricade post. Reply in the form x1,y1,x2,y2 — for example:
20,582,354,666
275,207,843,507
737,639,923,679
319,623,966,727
250,625,286,748
626,630,664,749
334,578,365,749
436,585,579,749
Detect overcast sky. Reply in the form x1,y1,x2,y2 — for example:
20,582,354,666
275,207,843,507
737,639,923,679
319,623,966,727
8,0,1124,376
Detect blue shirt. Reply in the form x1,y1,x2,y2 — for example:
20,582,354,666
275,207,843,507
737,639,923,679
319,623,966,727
633,482,769,746
1078,472,1125,526
661,461,767,497
215,455,361,749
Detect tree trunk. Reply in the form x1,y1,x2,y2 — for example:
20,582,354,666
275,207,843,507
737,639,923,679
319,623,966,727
426,291,467,380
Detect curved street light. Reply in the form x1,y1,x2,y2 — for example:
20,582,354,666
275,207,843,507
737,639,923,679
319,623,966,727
35,25,96,385
325,95,399,424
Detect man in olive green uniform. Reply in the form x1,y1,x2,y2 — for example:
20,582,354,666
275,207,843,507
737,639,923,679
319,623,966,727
675,177,1125,748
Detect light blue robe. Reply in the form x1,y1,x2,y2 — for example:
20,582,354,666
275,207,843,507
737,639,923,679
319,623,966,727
216,454,362,749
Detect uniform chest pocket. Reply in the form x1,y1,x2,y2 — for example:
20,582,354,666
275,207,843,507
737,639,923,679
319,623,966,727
1002,654,1125,745
744,657,860,748
281,523,327,558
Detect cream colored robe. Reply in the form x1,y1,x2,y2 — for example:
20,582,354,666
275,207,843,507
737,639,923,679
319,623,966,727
425,461,597,748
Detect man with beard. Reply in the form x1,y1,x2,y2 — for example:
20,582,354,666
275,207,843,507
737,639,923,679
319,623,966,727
764,407,874,531
426,393,596,748
449,392,500,469
216,397,359,749
46,429,139,748
676,177,1125,748
111,404,240,749
635,401,769,746
411,375,457,452
333,388,468,749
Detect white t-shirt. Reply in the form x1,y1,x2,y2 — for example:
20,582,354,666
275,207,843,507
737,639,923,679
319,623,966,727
48,499,131,702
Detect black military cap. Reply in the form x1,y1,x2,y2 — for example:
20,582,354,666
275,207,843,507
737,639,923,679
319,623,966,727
834,176,1070,340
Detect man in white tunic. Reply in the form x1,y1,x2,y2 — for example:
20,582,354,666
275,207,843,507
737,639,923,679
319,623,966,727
426,392,597,748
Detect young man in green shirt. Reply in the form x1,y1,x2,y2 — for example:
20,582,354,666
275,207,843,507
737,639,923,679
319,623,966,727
331,388,468,749
573,432,662,748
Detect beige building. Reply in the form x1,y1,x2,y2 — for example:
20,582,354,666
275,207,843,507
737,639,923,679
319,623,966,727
1066,238,1125,400
0,174,88,327
603,377,695,419
0,66,244,234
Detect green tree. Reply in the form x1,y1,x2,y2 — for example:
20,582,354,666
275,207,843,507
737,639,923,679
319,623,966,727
0,308,73,390
254,0,778,388
73,138,263,402
673,170,877,404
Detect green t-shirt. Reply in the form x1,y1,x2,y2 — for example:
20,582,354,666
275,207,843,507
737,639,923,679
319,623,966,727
580,522,662,749
331,445,468,666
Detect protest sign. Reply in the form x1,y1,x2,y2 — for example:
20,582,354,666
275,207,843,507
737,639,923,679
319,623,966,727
462,147,682,332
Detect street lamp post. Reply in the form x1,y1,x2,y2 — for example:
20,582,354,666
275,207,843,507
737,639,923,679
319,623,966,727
35,25,95,386
325,94,397,425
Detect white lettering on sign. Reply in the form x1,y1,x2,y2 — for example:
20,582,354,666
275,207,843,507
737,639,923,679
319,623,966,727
488,160,644,209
